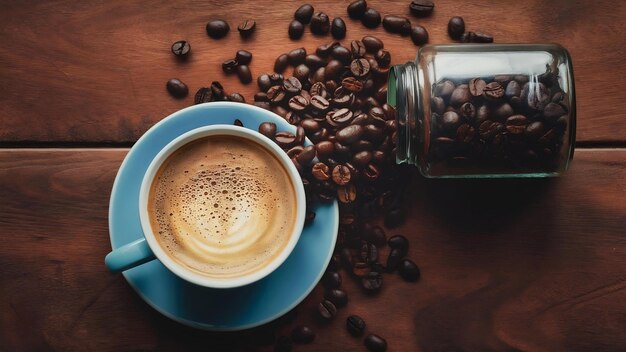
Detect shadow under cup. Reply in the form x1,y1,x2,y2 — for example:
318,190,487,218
121,125,306,288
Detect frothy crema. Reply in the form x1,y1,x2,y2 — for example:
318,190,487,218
148,135,297,279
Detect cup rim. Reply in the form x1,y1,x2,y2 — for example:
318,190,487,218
138,124,306,289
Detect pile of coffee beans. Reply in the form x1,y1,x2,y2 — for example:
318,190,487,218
447,16,493,43
428,72,569,175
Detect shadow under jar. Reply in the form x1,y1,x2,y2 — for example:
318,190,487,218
389,44,576,178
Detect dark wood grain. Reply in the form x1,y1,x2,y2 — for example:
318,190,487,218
0,0,625,144
1,149,625,351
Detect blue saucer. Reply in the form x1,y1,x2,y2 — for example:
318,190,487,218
108,102,338,331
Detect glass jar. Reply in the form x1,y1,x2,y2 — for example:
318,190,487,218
388,44,575,178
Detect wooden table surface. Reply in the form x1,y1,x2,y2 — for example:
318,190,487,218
1,1,625,351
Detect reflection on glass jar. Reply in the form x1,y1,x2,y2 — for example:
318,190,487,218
389,44,576,178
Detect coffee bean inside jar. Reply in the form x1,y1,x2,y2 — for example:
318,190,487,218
389,44,576,178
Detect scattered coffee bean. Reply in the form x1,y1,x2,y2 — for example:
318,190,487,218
364,334,387,352
237,65,252,84
194,87,212,104
291,325,315,344
386,247,403,272
206,19,230,39
233,119,244,127
366,226,386,247
382,15,410,34
361,8,381,28
222,58,238,74
398,259,420,281
337,184,357,203
448,16,465,40
257,74,272,92
325,288,348,308
332,45,352,65
323,271,342,289
284,76,303,94
227,92,245,103
294,4,314,24
361,271,383,292
318,299,338,320
375,49,391,68
237,19,256,38
235,50,252,65
410,25,429,45
361,35,384,53
210,81,225,99
312,162,331,181
409,0,434,17
310,12,330,35
170,40,190,58
346,315,366,337
350,40,367,58
288,20,305,40
331,17,347,39
304,54,325,69
288,47,307,65
332,164,352,185
347,0,367,19
350,58,370,77
274,54,289,73
166,78,188,98
258,122,277,139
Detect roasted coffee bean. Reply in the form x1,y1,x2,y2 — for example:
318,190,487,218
350,58,370,77
227,92,245,103
283,77,303,94
310,82,328,98
479,120,504,140
375,87,388,105
331,45,352,65
543,102,566,122
221,59,238,74
311,12,331,35
476,104,490,123
295,4,314,24
460,31,476,43
332,165,352,185
301,118,321,133
366,226,386,247
364,124,384,142
312,162,331,181
258,122,277,139
166,78,188,98
362,35,384,53
287,111,303,125
310,127,330,143
352,151,373,168
287,146,304,159
318,299,337,320
329,108,354,126
316,41,338,57
473,31,494,43
209,81,224,99
194,87,212,104
291,325,315,344
364,334,387,352
363,163,380,181
351,140,374,152
206,19,230,39
288,20,305,40
456,123,476,142
311,95,331,111
341,77,364,93
270,72,285,85
492,103,514,120
267,85,286,104
171,40,190,57
325,59,344,79
435,80,455,101
483,82,504,100
305,54,325,70
337,184,357,203
347,0,367,19
331,17,347,39
382,15,411,34
288,47,307,65
274,131,297,148
274,54,289,73
323,270,342,289
387,234,408,251
505,80,522,100
326,80,339,92
522,82,550,110
386,247,403,272
237,20,256,38
410,25,429,45
254,92,269,102
294,126,306,145
257,74,272,92
441,111,461,131
526,121,546,139
336,125,364,144
334,142,351,160
459,102,476,121
361,271,383,292
447,16,465,40
289,95,309,111
237,65,252,84
468,78,486,97
293,64,311,83
325,289,348,308
254,101,271,110
505,114,528,135
399,259,421,282
362,8,381,28
410,0,434,17
274,336,293,352
346,315,366,337
375,49,391,68
450,84,471,107
352,261,370,277
369,106,386,125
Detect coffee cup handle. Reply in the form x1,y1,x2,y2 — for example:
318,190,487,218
105,238,156,273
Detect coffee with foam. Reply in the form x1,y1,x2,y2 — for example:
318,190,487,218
148,135,297,279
